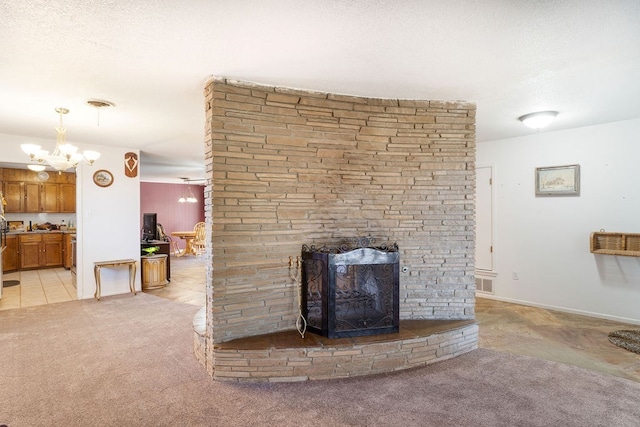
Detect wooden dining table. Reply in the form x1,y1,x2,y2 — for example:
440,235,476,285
171,231,197,257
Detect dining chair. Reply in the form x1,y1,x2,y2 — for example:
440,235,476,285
157,223,181,256
192,222,206,255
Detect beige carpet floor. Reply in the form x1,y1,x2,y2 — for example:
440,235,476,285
1,293,639,427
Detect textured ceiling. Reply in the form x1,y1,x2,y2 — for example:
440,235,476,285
1,0,639,182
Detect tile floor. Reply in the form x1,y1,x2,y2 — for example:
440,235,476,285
0,267,77,310
0,254,206,311
2,259,639,383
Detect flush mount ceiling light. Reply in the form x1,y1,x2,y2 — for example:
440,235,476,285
518,111,558,130
21,107,101,173
178,177,198,203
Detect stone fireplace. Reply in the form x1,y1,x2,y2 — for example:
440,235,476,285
196,77,478,382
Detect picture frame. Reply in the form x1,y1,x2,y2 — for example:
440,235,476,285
535,164,580,196
93,169,114,188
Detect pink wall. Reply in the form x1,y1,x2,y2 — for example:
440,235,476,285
140,182,205,248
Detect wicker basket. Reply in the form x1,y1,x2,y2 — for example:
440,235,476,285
590,232,640,257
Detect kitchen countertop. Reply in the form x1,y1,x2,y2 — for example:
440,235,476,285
6,229,77,235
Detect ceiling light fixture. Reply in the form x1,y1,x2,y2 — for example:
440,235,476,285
518,111,558,130
87,99,114,126
178,178,198,203
21,107,101,173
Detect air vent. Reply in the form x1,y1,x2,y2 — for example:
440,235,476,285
475,277,493,294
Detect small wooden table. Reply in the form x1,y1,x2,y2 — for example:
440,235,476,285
171,231,196,257
93,259,137,300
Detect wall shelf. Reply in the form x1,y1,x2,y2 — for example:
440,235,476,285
590,232,640,257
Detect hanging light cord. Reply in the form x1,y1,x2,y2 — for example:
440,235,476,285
289,256,307,339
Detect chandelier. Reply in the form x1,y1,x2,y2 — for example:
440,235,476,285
178,178,198,203
21,107,101,173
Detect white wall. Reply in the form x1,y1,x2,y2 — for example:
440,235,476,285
1,133,141,299
477,118,640,324
76,150,141,299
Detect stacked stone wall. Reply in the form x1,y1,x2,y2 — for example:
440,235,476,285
204,78,476,347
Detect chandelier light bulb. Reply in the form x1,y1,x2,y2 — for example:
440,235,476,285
36,149,48,162
59,143,78,157
21,143,41,158
83,150,101,165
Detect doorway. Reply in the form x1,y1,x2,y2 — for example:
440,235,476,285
475,165,494,272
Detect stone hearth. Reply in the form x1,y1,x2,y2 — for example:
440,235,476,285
194,315,477,382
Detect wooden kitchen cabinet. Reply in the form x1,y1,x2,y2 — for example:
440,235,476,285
25,182,60,213
2,181,25,213
42,234,63,267
2,234,19,273
2,181,71,213
59,183,76,213
24,182,42,212
19,233,63,269
41,183,60,212
19,234,41,269
0,168,75,213
63,233,73,269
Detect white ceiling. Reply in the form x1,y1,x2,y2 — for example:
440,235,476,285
1,1,639,183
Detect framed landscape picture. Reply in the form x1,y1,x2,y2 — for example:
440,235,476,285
535,164,580,196
93,169,114,188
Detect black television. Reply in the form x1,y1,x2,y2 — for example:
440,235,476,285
142,213,158,242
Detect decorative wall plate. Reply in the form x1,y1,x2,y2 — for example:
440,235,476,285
124,151,138,177
93,169,114,187
37,171,49,181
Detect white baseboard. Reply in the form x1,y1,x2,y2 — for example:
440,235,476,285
475,293,640,326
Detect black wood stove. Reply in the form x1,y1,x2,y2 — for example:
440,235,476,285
301,238,399,338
